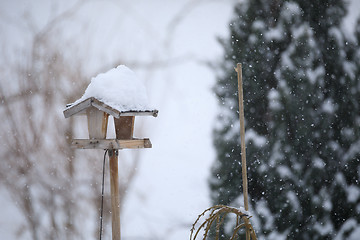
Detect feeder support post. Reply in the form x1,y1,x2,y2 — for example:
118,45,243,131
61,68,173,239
109,149,121,240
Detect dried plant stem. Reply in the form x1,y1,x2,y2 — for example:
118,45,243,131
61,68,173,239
190,64,257,240
190,205,257,240
235,63,249,212
235,63,250,240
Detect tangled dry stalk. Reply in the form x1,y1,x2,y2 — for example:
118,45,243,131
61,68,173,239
190,205,257,240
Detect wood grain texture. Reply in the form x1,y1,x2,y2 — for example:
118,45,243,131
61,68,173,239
109,150,121,240
114,116,135,140
71,139,152,149
86,107,109,139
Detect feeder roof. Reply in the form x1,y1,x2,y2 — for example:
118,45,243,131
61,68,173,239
63,97,158,118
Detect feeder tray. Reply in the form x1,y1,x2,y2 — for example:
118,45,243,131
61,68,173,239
63,97,158,149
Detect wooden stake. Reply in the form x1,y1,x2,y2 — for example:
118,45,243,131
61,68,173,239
235,63,250,240
109,150,121,240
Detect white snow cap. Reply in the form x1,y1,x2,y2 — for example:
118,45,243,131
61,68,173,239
74,65,150,111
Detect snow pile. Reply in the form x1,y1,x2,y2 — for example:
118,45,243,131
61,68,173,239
73,65,150,111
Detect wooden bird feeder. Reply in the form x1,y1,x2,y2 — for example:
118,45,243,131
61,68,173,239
63,97,158,149
63,66,158,240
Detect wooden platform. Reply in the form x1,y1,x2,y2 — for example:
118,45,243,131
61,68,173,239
71,138,152,149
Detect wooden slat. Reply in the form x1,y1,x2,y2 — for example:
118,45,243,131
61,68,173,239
114,116,135,140
91,98,121,118
86,107,109,139
63,98,92,118
118,110,158,117
71,138,152,149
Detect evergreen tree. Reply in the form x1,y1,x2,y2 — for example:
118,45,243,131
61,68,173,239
210,0,360,239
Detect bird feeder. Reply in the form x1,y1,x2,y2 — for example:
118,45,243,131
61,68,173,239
63,65,158,240
63,96,158,149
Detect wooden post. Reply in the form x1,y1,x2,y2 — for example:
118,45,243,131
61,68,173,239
235,63,250,240
109,149,121,240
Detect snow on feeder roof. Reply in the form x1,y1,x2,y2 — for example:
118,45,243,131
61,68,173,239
63,65,158,149
64,65,158,118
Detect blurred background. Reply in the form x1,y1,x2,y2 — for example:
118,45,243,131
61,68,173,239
0,0,235,239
